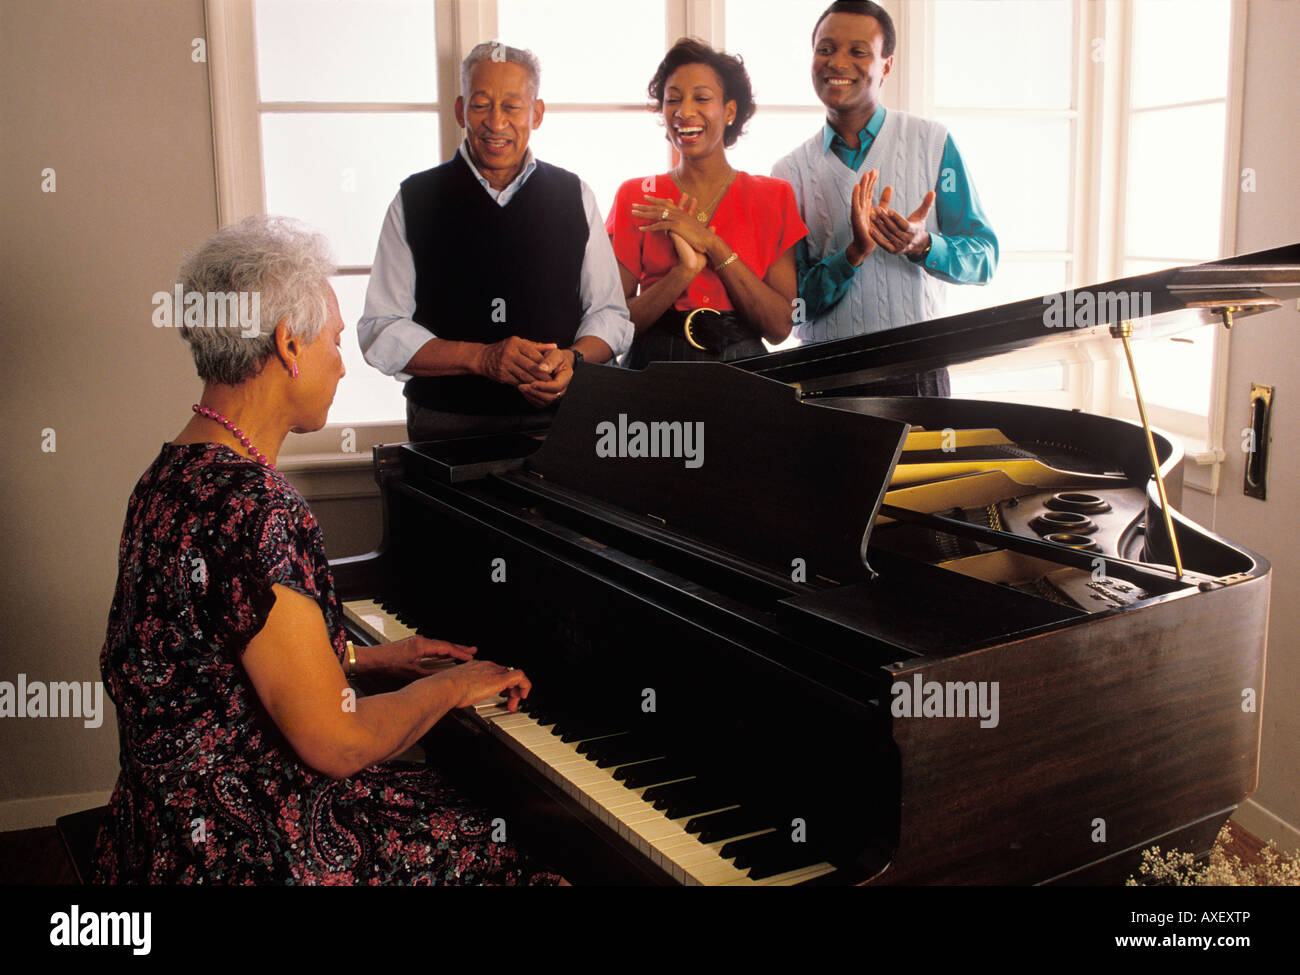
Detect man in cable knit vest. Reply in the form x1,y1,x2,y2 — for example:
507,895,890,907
774,0,998,395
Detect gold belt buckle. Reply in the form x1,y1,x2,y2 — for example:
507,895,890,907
683,307,722,351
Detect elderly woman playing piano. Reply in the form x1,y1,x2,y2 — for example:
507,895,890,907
607,38,809,366
93,216,559,885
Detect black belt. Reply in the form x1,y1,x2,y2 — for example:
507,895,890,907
652,308,756,355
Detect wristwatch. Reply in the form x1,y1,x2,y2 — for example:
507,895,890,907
569,347,584,366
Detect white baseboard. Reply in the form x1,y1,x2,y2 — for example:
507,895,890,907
0,791,113,832
1232,798,1300,853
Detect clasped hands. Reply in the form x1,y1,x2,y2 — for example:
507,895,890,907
632,194,718,275
475,335,574,408
846,169,937,266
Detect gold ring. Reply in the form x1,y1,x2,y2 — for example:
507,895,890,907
660,208,669,220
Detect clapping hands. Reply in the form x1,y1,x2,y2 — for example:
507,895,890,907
846,170,937,264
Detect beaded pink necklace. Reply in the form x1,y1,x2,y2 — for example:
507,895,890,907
192,403,273,468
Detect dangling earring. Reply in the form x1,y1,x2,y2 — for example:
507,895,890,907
291,361,299,379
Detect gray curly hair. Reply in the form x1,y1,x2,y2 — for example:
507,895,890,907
176,215,335,386
461,41,541,99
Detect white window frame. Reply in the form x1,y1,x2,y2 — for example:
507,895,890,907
206,0,718,474
903,0,1247,496
206,0,1248,495
1097,0,1250,495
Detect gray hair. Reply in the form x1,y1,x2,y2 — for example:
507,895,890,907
176,215,335,386
460,41,541,99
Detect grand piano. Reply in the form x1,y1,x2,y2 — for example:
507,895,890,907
332,244,1299,885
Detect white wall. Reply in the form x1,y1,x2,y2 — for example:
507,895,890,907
1182,0,1300,852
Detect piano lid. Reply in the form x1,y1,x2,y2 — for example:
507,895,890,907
741,243,1300,396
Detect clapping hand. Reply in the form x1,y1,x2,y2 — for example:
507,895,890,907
632,193,717,257
667,195,708,275
870,185,937,260
845,169,880,267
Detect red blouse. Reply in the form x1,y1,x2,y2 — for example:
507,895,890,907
606,171,808,312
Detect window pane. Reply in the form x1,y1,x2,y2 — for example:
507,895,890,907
1117,323,1214,415
933,0,1072,110
935,115,1071,253
1130,0,1231,109
262,113,439,267
330,274,407,424
727,109,825,180
1124,103,1225,260
1124,258,1184,276
527,111,670,219
941,259,1069,317
255,0,436,103
951,362,1065,396
725,0,830,106
497,0,666,104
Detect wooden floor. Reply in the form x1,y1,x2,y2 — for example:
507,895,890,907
0,818,1270,885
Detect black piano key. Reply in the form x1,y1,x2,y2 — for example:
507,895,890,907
615,758,692,788
579,733,638,761
689,807,770,843
587,736,664,769
721,832,826,878
576,732,627,755
648,780,733,818
554,719,622,743
747,849,827,881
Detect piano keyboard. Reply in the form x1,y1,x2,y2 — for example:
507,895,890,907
343,599,837,886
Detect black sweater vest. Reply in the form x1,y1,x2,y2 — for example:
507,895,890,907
400,153,589,414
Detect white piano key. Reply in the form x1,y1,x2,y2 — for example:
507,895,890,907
343,599,835,885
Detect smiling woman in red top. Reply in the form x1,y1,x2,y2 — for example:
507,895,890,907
607,39,808,367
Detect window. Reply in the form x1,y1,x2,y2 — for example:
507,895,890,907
1109,0,1236,463
914,0,1243,491
496,0,672,218
721,0,828,178
254,0,440,426
208,0,1246,489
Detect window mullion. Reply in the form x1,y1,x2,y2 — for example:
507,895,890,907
206,0,265,224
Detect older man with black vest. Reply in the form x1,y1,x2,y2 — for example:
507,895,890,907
774,0,998,396
360,42,633,440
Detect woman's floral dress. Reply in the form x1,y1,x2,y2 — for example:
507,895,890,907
92,443,559,885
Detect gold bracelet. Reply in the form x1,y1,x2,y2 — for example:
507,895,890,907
346,640,357,677
714,251,739,272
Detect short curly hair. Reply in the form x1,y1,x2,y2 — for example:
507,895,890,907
176,215,335,386
648,38,756,149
